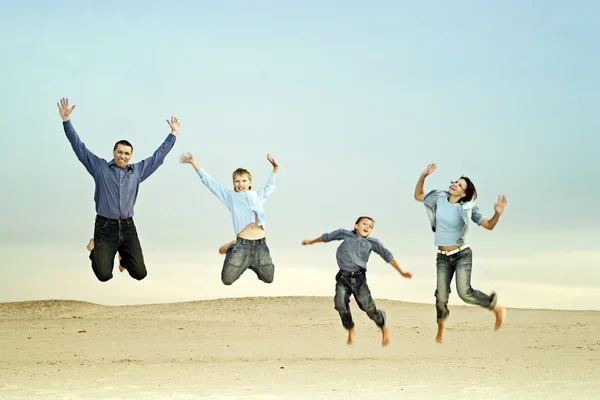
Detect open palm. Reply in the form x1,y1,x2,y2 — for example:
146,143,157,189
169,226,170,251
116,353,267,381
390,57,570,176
167,116,180,135
421,163,437,177
57,97,75,121
494,195,508,214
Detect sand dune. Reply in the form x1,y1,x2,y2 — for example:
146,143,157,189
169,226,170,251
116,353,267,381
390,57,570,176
1,297,599,399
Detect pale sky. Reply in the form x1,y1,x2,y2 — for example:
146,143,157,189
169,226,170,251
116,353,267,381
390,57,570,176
1,1,598,310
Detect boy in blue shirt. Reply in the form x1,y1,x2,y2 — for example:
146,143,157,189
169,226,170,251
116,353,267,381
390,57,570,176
302,217,412,346
180,152,278,285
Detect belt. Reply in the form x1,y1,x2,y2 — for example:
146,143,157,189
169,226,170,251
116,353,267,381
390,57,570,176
437,244,470,256
340,270,365,277
96,215,133,223
237,237,266,245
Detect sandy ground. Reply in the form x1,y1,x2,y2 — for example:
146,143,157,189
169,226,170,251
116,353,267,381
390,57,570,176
1,297,599,399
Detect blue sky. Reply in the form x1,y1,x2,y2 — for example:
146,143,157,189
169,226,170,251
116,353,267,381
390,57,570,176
0,1,598,309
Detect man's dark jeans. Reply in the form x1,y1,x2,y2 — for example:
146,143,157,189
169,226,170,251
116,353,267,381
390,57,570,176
221,237,274,285
89,215,147,282
334,269,386,330
435,248,497,323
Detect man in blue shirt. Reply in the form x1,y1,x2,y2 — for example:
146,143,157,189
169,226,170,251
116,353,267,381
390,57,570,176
302,216,413,347
58,97,180,282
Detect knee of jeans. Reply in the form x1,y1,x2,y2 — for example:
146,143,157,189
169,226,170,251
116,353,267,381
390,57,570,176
96,271,113,283
435,289,449,303
132,270,147,281
262,274,274,284
221,275,235,286
457,287,474,301
334,299,348,313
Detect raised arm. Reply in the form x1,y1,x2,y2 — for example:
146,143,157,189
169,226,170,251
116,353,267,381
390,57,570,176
137,117,179,182
370,239,412,279
414,163,437,202
259,153,278,202
479,195,507,231
180,152,231,208
58,98,103,175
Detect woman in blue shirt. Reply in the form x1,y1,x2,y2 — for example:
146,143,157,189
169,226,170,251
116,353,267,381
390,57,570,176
414,163,507,343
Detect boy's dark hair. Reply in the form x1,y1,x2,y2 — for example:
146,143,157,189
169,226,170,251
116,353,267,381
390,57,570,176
353,216,375,231
458,176,477,203
114,140,133,152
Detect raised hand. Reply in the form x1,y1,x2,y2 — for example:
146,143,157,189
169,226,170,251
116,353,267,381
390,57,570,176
494,195,508,214
301,240,312,246
179,152,200,172
179,152,195,164
166,116,180,135
267,153,279,173
57,98,76,121
421,163,437,177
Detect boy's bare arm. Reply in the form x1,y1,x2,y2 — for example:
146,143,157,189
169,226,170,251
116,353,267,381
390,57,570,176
301,236,323,245
389,258,412,279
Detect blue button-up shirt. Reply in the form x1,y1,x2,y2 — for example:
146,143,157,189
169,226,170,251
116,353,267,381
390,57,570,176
322,229,394,272
64,120,176,219
197,168,277,235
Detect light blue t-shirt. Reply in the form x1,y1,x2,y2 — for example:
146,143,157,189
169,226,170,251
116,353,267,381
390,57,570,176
434,197,465,246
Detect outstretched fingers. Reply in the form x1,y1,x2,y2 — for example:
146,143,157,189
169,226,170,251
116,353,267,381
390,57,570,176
179,152,193,163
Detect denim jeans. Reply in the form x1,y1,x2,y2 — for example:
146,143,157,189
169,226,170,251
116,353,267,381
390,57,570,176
221,237,274,285
334,270,386,330
435,247,497,323
89,215,147,282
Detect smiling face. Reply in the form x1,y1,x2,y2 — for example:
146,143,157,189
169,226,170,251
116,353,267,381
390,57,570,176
113,144,133,168
233,173,252,192
354,217,374,238
449,178,467,198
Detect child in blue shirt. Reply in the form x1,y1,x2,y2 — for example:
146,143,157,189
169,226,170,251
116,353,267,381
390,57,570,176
180,152,278,285
302,216,412,347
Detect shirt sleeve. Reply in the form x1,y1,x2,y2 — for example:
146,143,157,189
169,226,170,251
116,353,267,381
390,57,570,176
369,238,394,263
321,229,348,242
197,168,232,209
258,173,277,203
136,133,177,182
471,203,486,225
63,120,103,175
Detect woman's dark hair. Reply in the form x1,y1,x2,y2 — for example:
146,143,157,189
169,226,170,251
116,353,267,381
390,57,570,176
458,176,477,203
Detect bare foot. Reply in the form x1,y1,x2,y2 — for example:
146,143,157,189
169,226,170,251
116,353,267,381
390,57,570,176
346,328,355,345
493,306,506,330
86,238,94,252
435,321,445,343
381,326,390,347
118,254,125,273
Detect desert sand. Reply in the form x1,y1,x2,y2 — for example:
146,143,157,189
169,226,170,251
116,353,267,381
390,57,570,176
1,297,599,400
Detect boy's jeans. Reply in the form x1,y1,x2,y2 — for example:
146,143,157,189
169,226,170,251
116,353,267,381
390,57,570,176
334,269,386,330
222,237,274,285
